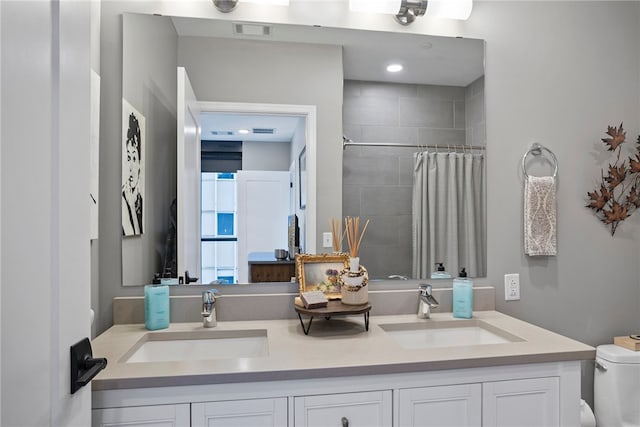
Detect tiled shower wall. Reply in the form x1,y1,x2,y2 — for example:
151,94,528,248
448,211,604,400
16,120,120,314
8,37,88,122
342,78,485,279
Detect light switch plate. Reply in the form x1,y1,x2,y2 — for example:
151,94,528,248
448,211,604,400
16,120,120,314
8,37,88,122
504,273,520,301
322,232,333,248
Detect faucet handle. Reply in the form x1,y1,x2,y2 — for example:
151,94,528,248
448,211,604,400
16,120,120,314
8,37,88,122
418,283,433,295
202,289,218,306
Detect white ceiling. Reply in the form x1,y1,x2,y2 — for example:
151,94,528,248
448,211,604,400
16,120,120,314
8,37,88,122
171,16,484,142
201,112,302,142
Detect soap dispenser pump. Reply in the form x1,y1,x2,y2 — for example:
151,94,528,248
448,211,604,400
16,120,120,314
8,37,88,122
452,268,473,319
431,262,452,279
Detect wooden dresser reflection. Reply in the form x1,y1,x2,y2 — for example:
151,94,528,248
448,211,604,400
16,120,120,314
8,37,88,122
248,252,295,283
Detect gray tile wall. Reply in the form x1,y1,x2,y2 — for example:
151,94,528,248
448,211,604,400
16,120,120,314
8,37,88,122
465,76,486,146
342,79,485,279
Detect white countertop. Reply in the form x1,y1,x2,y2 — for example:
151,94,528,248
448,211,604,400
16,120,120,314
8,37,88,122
91,310,595,391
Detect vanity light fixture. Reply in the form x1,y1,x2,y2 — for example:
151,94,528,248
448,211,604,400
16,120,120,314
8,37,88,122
349,0,472,25
386,64,403,73
212,0,238,13
212,0,289,13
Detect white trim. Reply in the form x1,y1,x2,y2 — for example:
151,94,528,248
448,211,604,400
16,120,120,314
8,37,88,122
197,101,317,253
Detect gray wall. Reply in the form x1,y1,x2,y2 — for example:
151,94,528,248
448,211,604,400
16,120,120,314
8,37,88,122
243,141,291,171
465,76,486,146
342,79,483,279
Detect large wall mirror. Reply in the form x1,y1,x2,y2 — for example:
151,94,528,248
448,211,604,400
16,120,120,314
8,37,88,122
121,12,486,286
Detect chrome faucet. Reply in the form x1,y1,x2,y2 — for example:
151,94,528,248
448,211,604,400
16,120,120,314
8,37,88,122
202,290,218,328
417,284,439,319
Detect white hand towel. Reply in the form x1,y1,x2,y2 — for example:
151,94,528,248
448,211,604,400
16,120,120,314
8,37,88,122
524,176,557,256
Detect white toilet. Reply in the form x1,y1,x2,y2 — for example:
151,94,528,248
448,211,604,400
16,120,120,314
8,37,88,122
594,344,640,426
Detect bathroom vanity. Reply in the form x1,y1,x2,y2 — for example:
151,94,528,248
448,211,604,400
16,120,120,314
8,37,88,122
91,310,594,426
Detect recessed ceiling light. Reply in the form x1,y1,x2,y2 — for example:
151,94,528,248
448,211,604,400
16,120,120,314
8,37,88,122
387,64,403,73
238,129,250,134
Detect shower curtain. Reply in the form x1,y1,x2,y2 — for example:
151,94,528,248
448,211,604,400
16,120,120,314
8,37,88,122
412,151,486,279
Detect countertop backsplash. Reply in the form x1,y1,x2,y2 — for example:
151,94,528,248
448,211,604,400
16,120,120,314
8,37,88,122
113,287,496,324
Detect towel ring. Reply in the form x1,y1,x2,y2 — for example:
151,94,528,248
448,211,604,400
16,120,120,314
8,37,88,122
522,143,558,178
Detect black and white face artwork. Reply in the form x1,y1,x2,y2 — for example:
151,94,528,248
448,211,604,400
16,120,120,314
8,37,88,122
122,100,145,236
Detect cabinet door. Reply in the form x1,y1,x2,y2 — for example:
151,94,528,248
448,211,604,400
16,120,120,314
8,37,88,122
398,383,482,427
192,397,287,427
482,377,559,427
294,390,392,427
92,404,190,427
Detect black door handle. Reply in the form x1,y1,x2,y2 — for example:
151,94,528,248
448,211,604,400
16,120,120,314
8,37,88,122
70,337,107,394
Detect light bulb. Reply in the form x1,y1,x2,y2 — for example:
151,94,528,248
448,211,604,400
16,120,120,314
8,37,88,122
427,0,473,20
349,0,402,15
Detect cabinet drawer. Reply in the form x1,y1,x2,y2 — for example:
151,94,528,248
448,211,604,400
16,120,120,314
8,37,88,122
192,397,287,427
92,404,190,427
294,390,392,427
398,383,482,427
249,263,295,282
482,377,560,427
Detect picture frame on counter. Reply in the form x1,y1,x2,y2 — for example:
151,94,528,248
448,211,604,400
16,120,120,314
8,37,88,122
296,253,349,300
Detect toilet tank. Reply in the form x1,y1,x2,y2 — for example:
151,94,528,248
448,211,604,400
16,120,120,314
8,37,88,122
594,344,640,427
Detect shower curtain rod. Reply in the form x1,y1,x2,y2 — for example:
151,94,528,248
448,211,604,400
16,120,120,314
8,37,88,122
342,138,486,151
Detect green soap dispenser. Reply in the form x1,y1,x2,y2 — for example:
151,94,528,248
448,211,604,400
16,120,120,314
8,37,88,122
431,262,452,279
144,284,170,330
452,268,473,319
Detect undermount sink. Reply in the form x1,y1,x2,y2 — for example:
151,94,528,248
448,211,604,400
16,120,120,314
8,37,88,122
122,329,269,363
380,320,523,349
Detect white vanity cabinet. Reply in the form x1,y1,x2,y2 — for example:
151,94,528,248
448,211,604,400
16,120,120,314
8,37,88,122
191,397,287,426
92,361,579,427
92,403,190,427
294,390,392,426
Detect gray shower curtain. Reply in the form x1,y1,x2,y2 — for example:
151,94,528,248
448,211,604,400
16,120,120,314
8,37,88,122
412,151,486,279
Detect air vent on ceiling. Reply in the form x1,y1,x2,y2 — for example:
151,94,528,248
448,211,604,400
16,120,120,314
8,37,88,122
252,128,275,135
211,130,235,136
233,22,272,37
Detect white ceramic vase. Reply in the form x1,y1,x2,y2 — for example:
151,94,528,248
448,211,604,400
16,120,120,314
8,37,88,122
340,263,368,305
349,257,360,273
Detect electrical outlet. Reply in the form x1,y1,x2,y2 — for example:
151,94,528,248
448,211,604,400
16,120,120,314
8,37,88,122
504,273,520,301
322,232,333,248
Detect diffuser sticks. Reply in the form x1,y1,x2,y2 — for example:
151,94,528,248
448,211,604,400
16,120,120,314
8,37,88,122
329,217,346,252
344,216,370,258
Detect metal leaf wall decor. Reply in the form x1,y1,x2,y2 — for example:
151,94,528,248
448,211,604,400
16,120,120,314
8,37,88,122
586,123,640,236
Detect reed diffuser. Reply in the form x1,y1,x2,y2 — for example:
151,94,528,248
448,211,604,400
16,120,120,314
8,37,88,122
329,217,346,253
340,216,370,305
344,216,370,272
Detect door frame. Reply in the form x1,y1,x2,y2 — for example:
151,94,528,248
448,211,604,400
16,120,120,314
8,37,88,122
198,101,317,254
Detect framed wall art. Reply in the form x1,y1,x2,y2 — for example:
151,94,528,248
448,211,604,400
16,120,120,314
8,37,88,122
122,99,145,236
296,253,349,300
